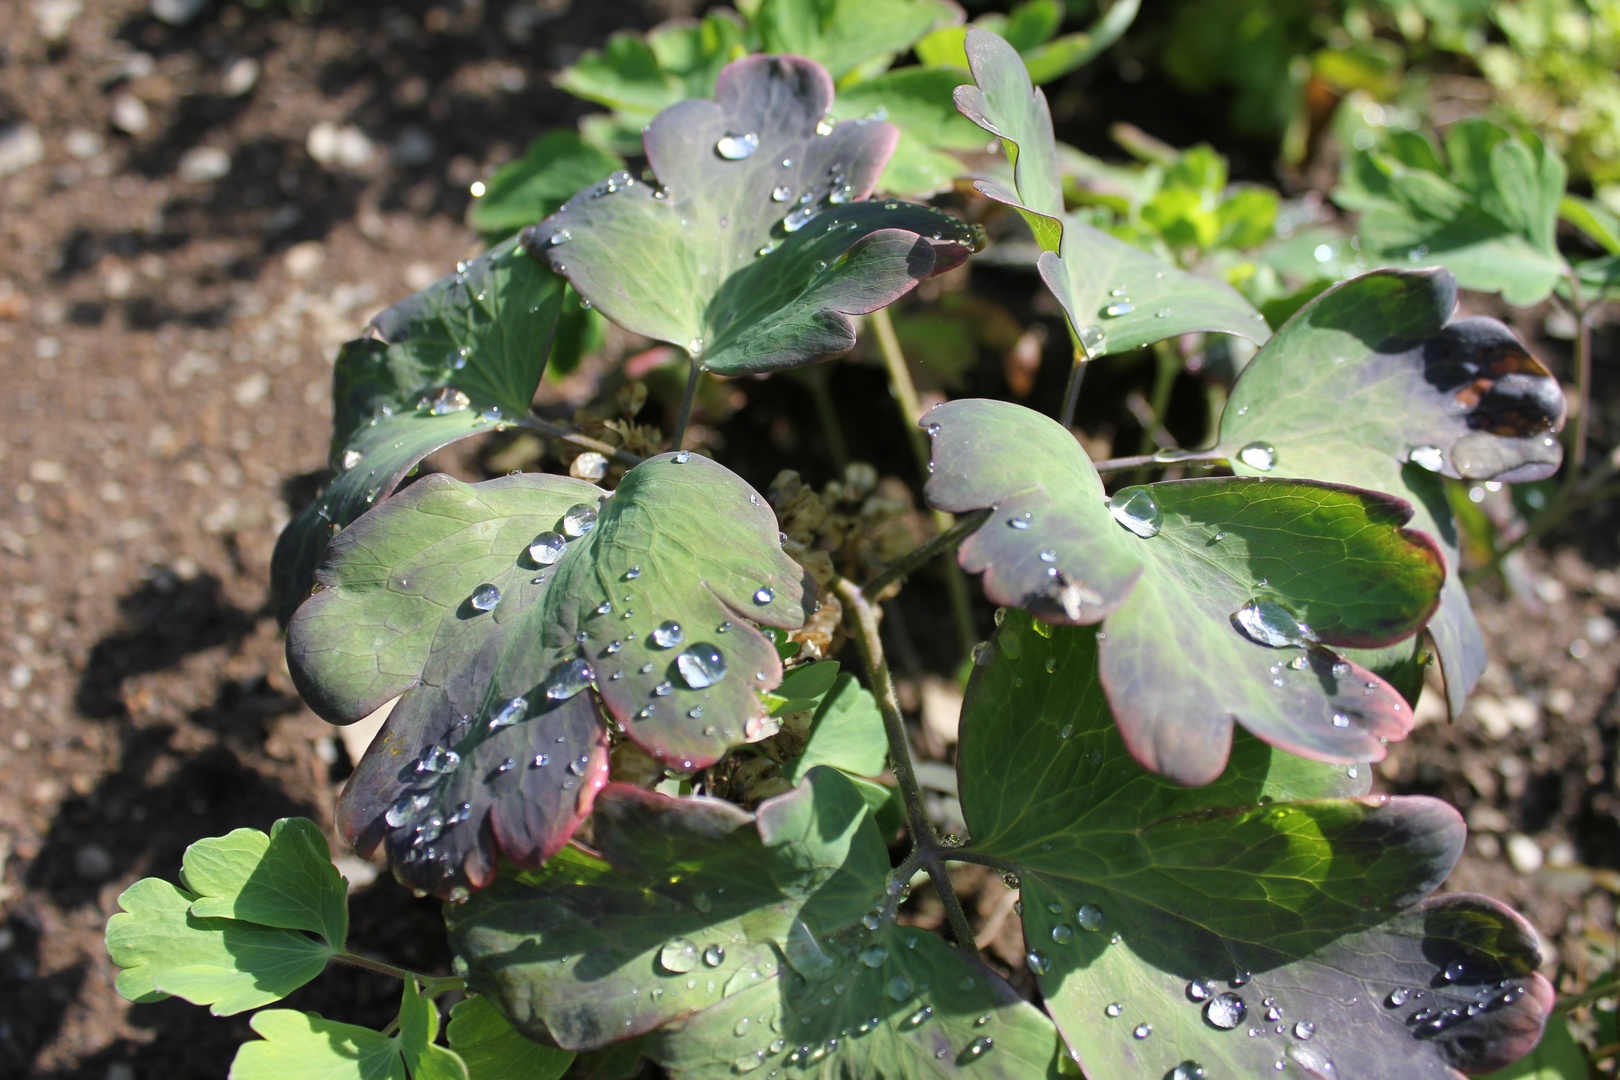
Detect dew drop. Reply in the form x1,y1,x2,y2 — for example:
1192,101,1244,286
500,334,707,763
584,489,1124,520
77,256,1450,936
1232,597,1311,648
385,793,429,828
1051,925,1074,944
470,584,501,611
416,746,460,774
1133,1023,1152,1039
715,132,760,160
771,185,792,202
1104,302,1135,317
562,503,598,537
1077,324,1107,357
1205,992,1247,1029
754,587,775,604
1408,445,1445,472
1105,1003,1122,1018
1187,978,1213,1002
964,1036,993,1058
884,974,912,1000
660,938,699,973
653,621,685,648
1077,904,1104,931
678,644,727,688
1238,441,1278,471
1107,487,1161,538
489,695,528,728
1294,1020,1316,1040
1170,1064,1206,1080
544,659,594,700
1387,987,1411,1007
528,531,567,565
1026,950,1051,975
783,205,818,231
703,943,726,967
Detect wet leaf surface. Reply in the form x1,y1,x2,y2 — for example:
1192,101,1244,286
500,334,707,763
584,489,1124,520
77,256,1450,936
957,611,1553,1080
524,54,981,376
1216,267,1566,718
953,28,1268,356
448,768,1064,1078
270,238,564,623
288,458,810,897
925,398,1444,783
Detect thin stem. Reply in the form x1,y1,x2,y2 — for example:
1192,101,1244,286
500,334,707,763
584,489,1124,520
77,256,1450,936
1565,269,1594,481
670,352,702,452
333,951,423,982
1554,976,1620,1016
517,417,644,468
803,367,849,474
942,848,1022,874
1134,340,1181,457
925,856,978,951
862,509,991,599
1089,450,1226,474
1058,343,1088,429
380,1016,401,1038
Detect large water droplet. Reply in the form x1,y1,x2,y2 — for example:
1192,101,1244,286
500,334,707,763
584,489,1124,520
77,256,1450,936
660,938,699,973
1232,598,1311,648
771,185,792,202
1076,904,1104,931
1026,950,1051,975
964,1036,993,1058
489,695,528,728
528,531,566,565
754,587,774,604
545,659,594,700
385,792,429,828
1294,1020,1316,1040
884,974,912,1000
424,387,471,414
1104,302,1135,317
1105,1003,1123,1017
1133,1023,1152,1039
340,449,363,471
470,584,501,611
715,132,759,160
1205,992,1247,1029
417,746,460,774
652,621,684,648
562,503,598,537
703,943,726,966
859,945,888,968
1187,978,1213,1002
1408,445,1445,472
1170,1063,1206,1080
1238,441,1278,471
1387,987,1411,1007
1077,324,1107,358
783,205,818,232
677,644,727,689
1051,924,1074,944
1107,487,1161,538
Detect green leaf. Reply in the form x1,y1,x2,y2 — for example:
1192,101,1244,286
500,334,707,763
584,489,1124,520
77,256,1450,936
288,457,811,897
269,239,564,624
1216,268,1566,719
958,609,1555,1079
766,659,844,716
183,817,348,949
924,398,1445,784
829,68,988,197
448,769,1065,1078
469,131,623,239
1559,194,1620,255
755,0,963,80
106,877,334,1015
526,55,982,376
230,982,469,1080
448,995,575,1080
784,672,888,781
953,29,1268,357
1335,119,1569,305
1478,1015,1588,1080
1020,0,1140,84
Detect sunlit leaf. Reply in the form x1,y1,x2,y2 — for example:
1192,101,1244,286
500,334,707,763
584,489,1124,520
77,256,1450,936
106,877,333,1016
469,131,623,239
1216,267,1566,718
924,398,1444,783
270,239,564,623
183,817,348,949
958,610,1554,1079
953,28,1268,356
229,982,468,1080
447,995,575,1080
288,457,810,897
755,0,964,80
447,769,1065,1078
525,54,981,376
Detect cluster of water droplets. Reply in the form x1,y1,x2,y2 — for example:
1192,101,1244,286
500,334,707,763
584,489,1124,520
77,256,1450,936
1383,961,1530,1036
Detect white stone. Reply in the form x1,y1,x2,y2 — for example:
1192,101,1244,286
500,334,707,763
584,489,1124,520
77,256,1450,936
33,0,82,43
283,240,324,279
1504,833,1543,875
177,145,230,183
0,123,44,177
307,121,374,169
151,0,209,25
63,128,102,159
222,56,259,97
111,92,150,136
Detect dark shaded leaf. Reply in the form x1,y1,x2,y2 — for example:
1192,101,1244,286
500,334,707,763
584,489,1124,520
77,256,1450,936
953,28,1268,356
448,769,1064,1078
924,398,1443,783
448,995,576,1080
288,458,810,897
183,817,348,949
1216,267,1566,718
270,239,564,623
957,610,1553,1079
469,131,623,239
524,54,981,376
755,0,964,80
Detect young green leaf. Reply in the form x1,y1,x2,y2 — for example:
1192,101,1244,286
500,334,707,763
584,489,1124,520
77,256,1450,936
828,68,991,197
270,238,564,623
468,131,624,239
924,397,1443,783
183,817,348,949
1216,267,1566,718
783,672,889,781
958,610,1553,1080
288,457,811,897
1335,120,1569,305
524,54,982,376
447,995,575,1080
447,769,1065,1078
764,659,843,715
229,981,469,1080
106,877,334,1015
754,0,964,80
953,28,1269,357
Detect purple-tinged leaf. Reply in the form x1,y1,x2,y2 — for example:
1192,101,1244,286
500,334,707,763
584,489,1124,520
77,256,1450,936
523,54,982,376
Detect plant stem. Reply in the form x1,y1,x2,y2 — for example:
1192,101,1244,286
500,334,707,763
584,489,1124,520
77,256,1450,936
834,577,978,952
1089,450,1226,474
670,352,702,452
869,307,977,659
517,417,644,468
861,509,991,599
942,848,1022,874
333,951,464,996
803,366,849,474
1553,976,1620,1016
380,1016,401,1038
1059,345,1087,429
1564,269,1594,481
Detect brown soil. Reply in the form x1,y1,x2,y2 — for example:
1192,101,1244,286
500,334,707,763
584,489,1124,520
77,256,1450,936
0,2,1616,1078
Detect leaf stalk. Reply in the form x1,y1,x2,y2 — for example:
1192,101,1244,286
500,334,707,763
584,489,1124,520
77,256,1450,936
670,352,703,452
517,417,644,468
861,508,991,599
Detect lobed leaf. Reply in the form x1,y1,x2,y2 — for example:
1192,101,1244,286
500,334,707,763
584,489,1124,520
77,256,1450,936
524,54,981,376
958,611,1553,1079
229,981,468,1080
447,768,1065,1078
270,239,564,624
183,817,348,949
924,398,1443,783
106,877,334,1016
784,672,888,782
288,457,811,897
1216,267,1566,718
754,0,964,81
447,995,575,1080
953,28,1269,357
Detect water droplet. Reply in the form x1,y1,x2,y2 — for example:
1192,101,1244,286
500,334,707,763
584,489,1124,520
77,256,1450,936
562,503,598,537
653,681,673,696
733,1051,765,1073
1294,1020,1316,1040
1332,712,1350,729
754,587,775,604
1238,441,1278,471
1133,1023,1152,1039
677,644,727,689
1108,487,1161,538
653,621,684,648
703,943,726,966
1233,597,1312,648
964,1036,993,1058
861,911,882,931
783,205,818,232
884,974,912,1000
1026,950,1051,975
340,449,363,471
902,1004,933,1029
489,695,528,728
859,945,887,968
532,753,550,767
1059,723,1073,738
1105,1003,1123,1018
1445,960,1470,982
470,584,501,611
660,938,699,973
715,132,759,160
545,659,594,699
1347,765,1359,778
417,746,460,774
548,229,571,247
424,387,471,414
497,757,516,772
1104,302,1135,317
1408,445,1445,472
528,531,567,565
1187,978,1213,1002
1205,992,1247,1029
815,117,837,136
1077,324,1107,357
385,793,429,828
1170,1064,1206,1080
1156,308,1171,318
1076,904,1104,931
1387,987,1411,1007
1051,925,1074,944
